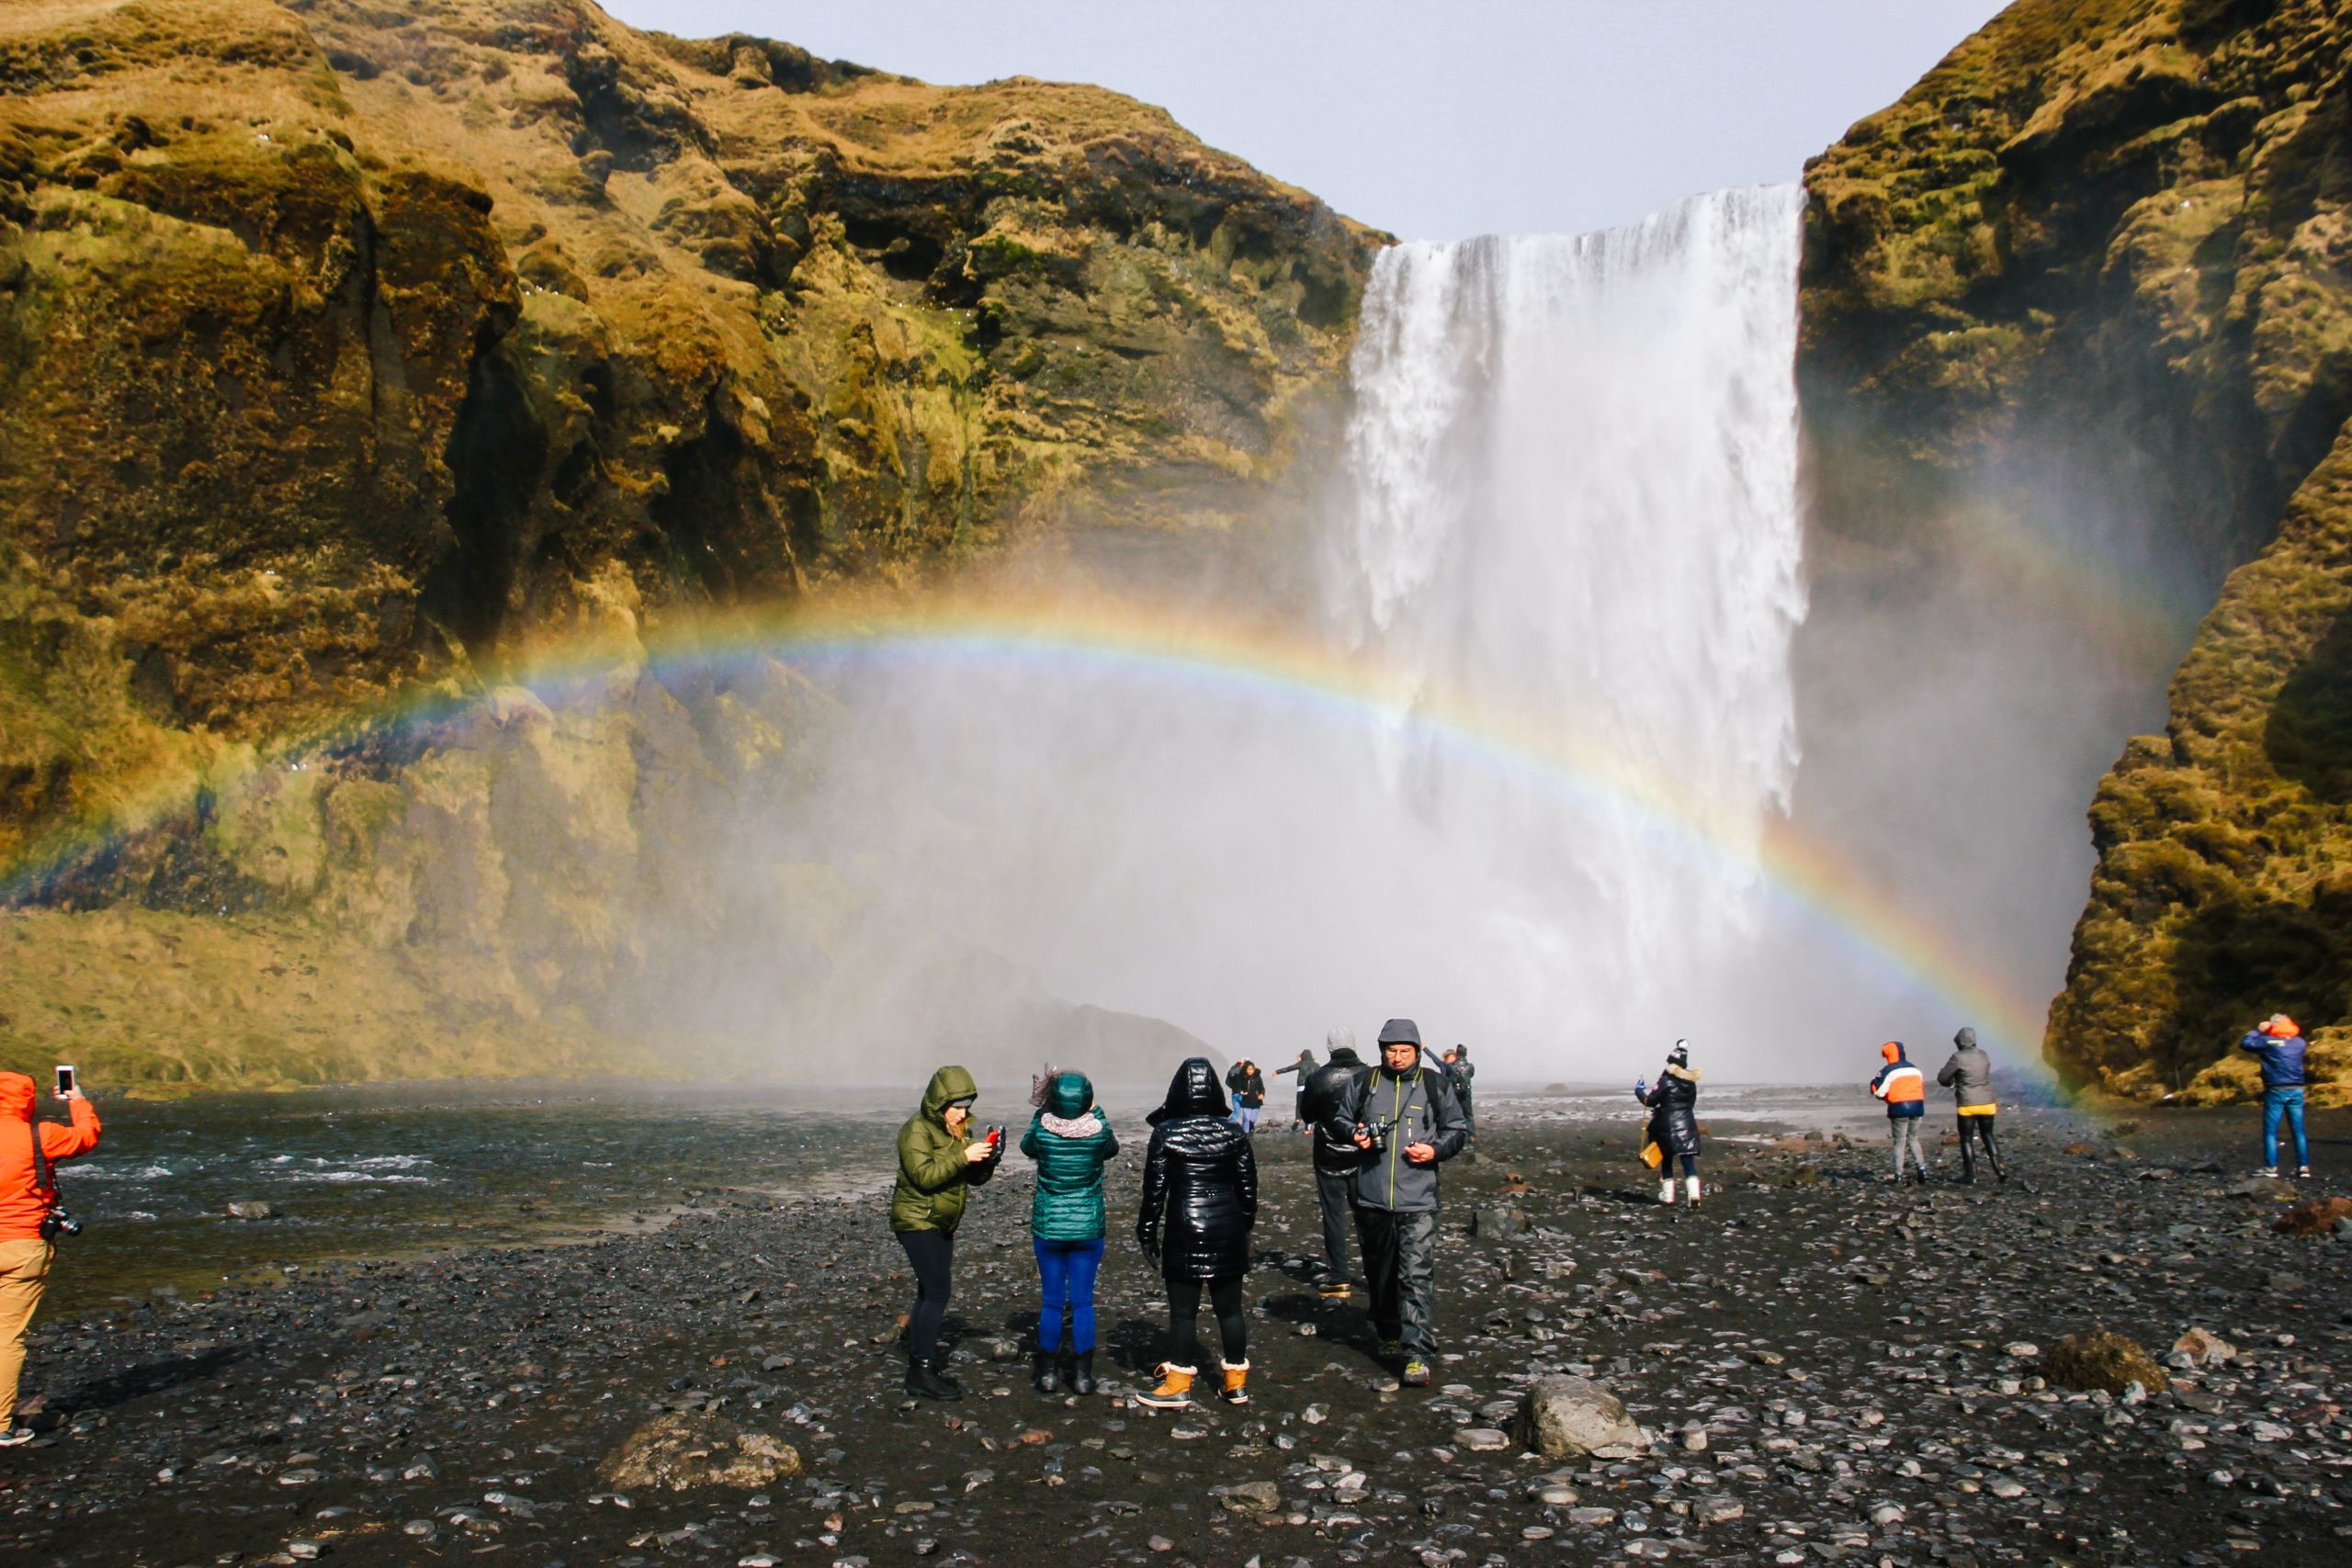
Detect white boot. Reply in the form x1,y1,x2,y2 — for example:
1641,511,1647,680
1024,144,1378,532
1685,1175,1702,1207
1657,1178,1676,1205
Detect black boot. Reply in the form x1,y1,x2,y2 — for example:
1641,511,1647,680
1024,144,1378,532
1033,1350,1060,1395
1985,1131,2007,1183
1070,1349,1097,1395
905,1359,962,1402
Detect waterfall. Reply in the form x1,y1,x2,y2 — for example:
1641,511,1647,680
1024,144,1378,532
1329,186,1809,1007
663,186,1815,1076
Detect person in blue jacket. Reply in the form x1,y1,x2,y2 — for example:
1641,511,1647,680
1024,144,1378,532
2241,1013,2311,1179
1021,1071,1119,1394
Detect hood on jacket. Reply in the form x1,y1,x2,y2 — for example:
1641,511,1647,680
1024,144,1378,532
2266,1014,2301,1038
1881,1041,1906,1064
1378,1018,1421,1047
1043,1070,1094,1118
1326,1044,1363,1069
1664,1063,1702,1082
920,1065,979,1125
0,1072,34,1123
1953,1027,1978,1049
1147,1057,1229,1125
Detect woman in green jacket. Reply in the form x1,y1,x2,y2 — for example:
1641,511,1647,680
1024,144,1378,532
891,1066,999,1401
1021,1070,1118,1395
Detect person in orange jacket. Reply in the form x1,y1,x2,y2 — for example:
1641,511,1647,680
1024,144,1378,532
1,1071,99,1446
1870,1042,1932,1185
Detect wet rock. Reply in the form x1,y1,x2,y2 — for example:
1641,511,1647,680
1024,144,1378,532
1213,1479,1281,1513
2044,1329,2169,1396
1473,1206,1528,1239
226,1201,276,1221
1458,1427,1510,1450
595,1412,802,1491
2173,1327,2238,1366
1516,1375,1646,1459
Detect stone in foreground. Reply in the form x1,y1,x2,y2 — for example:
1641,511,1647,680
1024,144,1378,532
1516,1375,1647,1459
2042,1329,2169,1396
595,1413,801,1491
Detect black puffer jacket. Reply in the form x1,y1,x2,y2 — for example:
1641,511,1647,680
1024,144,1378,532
1138,1058,1258,1281
1641,1065,1702,1157
1299,1047,1369,1174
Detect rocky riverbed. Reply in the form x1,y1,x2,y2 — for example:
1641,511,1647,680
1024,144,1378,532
4,1095,2347,1566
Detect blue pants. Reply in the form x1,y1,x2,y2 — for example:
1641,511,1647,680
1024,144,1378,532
1034,1237,1105,1354
1234,1105,1260,1134
2263,1087,2310,1168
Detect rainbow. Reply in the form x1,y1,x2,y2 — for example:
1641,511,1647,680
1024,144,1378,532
6,588,2058,1070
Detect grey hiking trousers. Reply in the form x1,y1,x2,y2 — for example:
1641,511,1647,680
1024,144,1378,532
1889,1118,1932,1177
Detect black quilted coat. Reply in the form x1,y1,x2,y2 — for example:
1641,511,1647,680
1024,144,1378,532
1137,1057,1258,1281
1641,1064,1702,1157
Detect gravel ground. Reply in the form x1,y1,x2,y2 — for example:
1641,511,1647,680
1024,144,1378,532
3,1095,2347,1567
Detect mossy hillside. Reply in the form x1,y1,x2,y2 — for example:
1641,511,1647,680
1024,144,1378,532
1801,0,2352,1100
0,1,1379,1088
0,0,1381,864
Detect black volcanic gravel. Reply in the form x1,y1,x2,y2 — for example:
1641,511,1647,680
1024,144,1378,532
4,1098,2349,1566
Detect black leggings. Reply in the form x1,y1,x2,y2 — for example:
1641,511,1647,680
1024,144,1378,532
1166,1275,1246,1367
897,1229,953,1366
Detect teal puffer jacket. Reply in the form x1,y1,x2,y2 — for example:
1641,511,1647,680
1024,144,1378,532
1021,1072,1119,1242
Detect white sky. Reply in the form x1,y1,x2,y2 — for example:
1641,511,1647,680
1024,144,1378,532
604,1,2008,240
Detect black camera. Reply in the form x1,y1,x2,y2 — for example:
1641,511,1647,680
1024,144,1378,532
1355,1115,1400,1154
40,1207,81,1240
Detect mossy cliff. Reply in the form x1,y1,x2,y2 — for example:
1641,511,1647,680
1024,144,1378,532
1801,0,2352,1101
0,0,1378,1088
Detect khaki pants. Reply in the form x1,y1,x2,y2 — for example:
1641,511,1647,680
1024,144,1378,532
0,1237,53,1421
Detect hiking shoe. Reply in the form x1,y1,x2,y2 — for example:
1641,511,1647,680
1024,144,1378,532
2260,1167,2280,1179
904,1362,962,1402
1317,1280,1352,1300
1378,1338,1402,1359
0,1426,32,1449
1402,1359,1431,1387
2299,1165,2313,1179
1136,1362,1196,1410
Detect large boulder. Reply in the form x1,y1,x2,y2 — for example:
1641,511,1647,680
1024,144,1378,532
2274,1196,2352,1236
595,1413,801,1491
1516,1375,1647,1460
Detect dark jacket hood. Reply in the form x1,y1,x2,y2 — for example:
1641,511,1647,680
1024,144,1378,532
1326,1045,1363,1070
1148,1057,1229,1125
1043,1071,1094,1119
1378,1017,1421,1047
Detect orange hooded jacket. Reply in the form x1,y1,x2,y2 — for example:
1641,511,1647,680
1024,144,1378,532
0,1071,99,1240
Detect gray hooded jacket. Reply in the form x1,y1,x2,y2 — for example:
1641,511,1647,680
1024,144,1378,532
1326,1041,1467,1213
1936,1028,1995,1109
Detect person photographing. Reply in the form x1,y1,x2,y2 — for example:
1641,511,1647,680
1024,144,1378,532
1329,1019,1466,1388
2,1068,99,1447
888,1066,1000,1401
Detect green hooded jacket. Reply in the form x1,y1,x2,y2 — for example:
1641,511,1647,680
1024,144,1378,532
890,1065,994,1234
1019,1071,1119,1242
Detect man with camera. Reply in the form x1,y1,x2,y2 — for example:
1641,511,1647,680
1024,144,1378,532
1328,1019,1466,1388
1,1068,98,1447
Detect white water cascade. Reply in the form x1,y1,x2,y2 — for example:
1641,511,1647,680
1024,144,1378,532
1329,185,1809,1016
654,186,1816,1080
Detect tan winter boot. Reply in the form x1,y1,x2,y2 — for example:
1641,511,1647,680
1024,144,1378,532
1219,1359,1250,1405
1685,1175,1702,1208
1136,1362,1196,1409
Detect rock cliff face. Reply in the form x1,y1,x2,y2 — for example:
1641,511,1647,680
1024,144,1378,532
0,0,1377,1087
1800,0,2352,1100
